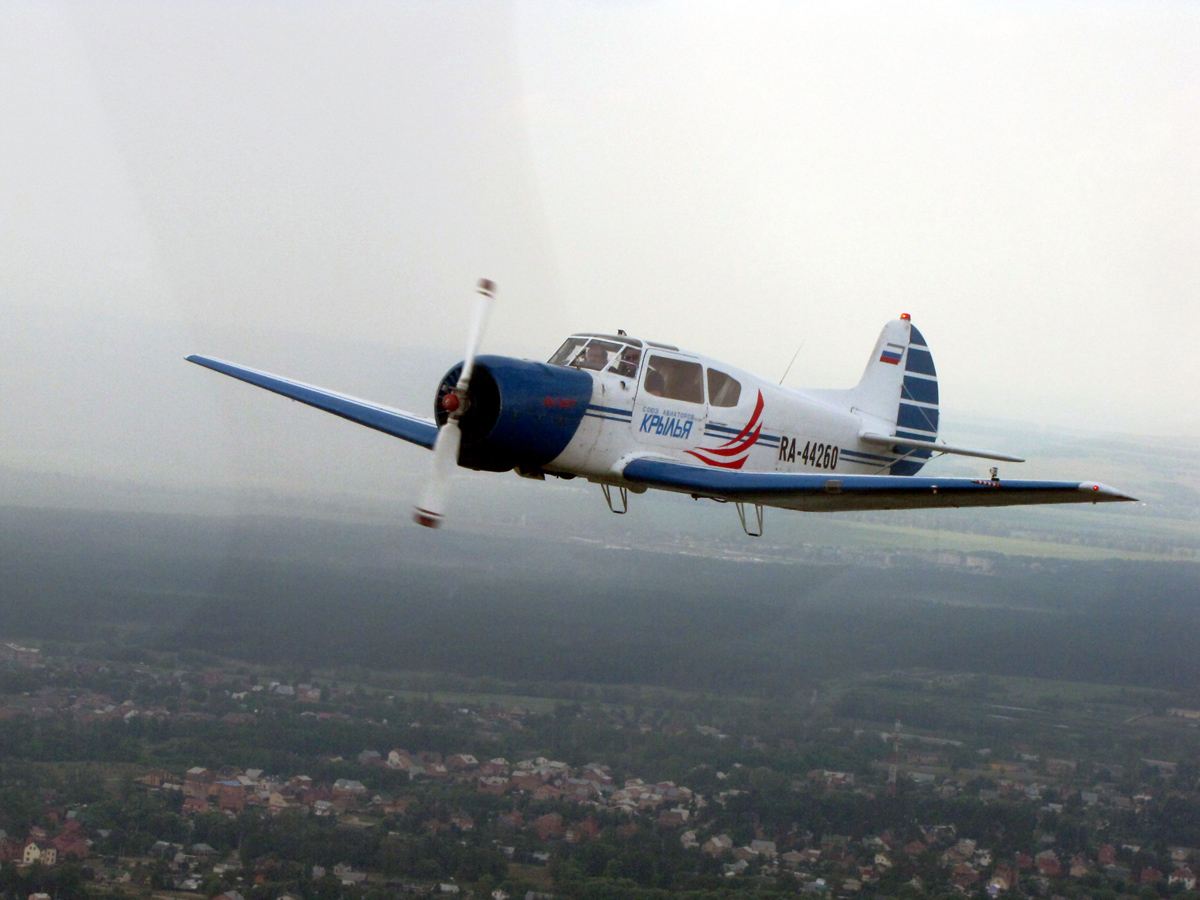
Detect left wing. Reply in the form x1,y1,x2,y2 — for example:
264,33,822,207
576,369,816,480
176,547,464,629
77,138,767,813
621,457,1135,513
186,355,438,450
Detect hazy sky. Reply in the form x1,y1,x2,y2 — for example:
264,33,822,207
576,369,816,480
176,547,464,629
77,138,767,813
2,1,1197,513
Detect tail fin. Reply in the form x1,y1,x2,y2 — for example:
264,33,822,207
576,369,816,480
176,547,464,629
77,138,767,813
847,317,940,475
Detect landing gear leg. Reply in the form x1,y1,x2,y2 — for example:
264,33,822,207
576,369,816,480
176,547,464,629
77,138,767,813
601,484,629,515
736,502,764,537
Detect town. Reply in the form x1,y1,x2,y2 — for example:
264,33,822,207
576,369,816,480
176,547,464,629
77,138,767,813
1,642,1199,900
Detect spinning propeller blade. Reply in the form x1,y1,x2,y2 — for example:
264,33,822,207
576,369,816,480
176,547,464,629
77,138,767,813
413,279,495,528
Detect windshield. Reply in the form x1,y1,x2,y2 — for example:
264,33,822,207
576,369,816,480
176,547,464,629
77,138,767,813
549,337,642,377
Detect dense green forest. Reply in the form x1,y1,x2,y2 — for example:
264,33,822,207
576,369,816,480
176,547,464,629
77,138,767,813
1,507,1198,692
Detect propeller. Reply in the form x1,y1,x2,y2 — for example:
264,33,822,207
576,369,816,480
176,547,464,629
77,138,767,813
413,278,496,528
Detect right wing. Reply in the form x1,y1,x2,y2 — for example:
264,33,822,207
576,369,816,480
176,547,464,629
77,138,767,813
186,355,438,450
620,457,1136,513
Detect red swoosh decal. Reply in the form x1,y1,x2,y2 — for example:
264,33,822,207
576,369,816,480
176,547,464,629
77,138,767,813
716,391,764,448
694,422,762,457
685,450,751,469
685,390,767,469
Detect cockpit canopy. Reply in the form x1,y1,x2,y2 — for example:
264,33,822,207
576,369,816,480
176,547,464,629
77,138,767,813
548,334,647,378
548,333,744,408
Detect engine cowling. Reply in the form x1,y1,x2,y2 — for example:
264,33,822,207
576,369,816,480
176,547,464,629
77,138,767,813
435,355,592,472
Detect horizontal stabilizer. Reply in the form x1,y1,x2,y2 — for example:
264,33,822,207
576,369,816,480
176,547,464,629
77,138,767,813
186,355,438,450
620,457,1134,513
859,432,1024,463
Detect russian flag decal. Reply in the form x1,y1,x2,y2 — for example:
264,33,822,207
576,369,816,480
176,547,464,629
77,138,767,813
879,342,904,365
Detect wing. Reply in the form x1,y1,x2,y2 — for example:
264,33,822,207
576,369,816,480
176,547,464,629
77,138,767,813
621,457,1135,512
187,355,438,450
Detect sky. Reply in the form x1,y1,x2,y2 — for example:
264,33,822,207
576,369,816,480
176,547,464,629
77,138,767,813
1,1,1197,519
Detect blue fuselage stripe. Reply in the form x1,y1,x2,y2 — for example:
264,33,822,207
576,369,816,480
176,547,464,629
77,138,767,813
587,404,632,417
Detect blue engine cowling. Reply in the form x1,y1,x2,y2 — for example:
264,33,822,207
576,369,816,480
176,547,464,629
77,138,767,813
435,355,592,473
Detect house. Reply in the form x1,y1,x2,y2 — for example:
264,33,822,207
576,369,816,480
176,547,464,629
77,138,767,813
702,834,734,858
332,864,366,885
808,770,854,788
1140,867,1164,884
478,776,510,795
951,864,979,888
1035,852,1061,878
217,780,248,812
750,840,777,858
657,809,688,827
183,767,214,799
478,758,510,777
1169,868,1197,890
781,850,805,870
51,834,89,860
21,842,56,866
296,684,321,702
138,769,174,788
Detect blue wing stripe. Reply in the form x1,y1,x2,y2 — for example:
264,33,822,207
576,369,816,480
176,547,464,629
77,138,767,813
187,355,438,450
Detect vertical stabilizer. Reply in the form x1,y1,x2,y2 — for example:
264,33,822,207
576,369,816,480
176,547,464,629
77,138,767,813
847,317,940,475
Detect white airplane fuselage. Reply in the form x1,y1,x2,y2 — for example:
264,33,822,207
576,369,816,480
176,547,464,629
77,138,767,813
551,354,874,481
188,309,1132,530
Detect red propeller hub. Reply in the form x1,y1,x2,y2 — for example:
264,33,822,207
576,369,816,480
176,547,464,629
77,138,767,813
441,392,460,413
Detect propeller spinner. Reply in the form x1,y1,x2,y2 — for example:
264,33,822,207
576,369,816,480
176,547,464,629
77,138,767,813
413,279,496,528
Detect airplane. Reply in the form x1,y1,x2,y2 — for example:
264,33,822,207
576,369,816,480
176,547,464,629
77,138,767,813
187,279,1135,535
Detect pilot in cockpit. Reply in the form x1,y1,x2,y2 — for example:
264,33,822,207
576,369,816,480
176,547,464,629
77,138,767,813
576,343,609,371
613,346,641,378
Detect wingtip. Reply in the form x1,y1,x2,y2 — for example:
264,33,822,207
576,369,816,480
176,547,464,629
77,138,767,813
1080,482,1138,502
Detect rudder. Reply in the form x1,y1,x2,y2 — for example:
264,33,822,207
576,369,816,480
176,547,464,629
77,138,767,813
847,317,940,475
